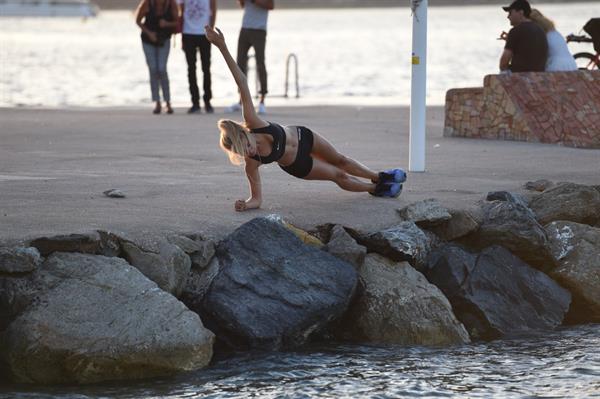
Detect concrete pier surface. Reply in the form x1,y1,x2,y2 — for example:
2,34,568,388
1,105,599,242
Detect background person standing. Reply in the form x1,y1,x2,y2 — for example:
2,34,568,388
178,0,217,114
136,0,179,114
227,0,274,115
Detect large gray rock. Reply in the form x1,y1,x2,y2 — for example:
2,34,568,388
29,232,103,256
524,179,554,192
0,247,41,273
461,200,555,270
428,208,482,241
529,182,600,226
167,234,216,270
121,238,191,297
324,225,366,269
338,254,469,346
201,217,357,350
397,199,451,227
425,244,571,340
1,252,214,384
546,221,600,323
356,222,434,270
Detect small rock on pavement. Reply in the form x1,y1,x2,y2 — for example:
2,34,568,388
103,189,126,198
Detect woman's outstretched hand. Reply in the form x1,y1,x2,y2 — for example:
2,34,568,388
205,25,225,48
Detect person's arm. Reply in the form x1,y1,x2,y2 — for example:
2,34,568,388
135,0,157,43
253,0,273,10
235,158,262,211
237,0,244,8
209,0,216,28
205,26,267,128
499,48,512,71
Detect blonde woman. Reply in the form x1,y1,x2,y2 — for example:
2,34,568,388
529,9,577,71
205,26,406,212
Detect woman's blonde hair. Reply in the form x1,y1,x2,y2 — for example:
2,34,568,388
529,9,555,33
218,119,251,165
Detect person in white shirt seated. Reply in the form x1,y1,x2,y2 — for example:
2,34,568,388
529,9,577,71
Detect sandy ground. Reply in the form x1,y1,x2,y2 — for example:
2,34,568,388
1,105,599,243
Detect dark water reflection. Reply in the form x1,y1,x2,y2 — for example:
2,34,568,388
2,324,599,398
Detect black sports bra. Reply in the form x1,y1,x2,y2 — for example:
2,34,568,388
250,122,286,164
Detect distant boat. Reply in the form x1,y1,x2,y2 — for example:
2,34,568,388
0,0,99,17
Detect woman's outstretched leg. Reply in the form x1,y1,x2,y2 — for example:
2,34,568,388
309,131,379,181
305,158,375,192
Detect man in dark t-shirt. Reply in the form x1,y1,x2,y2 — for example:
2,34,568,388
499,0,548,72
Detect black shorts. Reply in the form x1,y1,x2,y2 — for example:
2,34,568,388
280,126,314,178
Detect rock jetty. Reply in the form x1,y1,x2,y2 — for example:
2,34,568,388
1,181,598,385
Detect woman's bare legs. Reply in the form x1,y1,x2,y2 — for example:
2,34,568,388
310,131,379,181
305,158,376,193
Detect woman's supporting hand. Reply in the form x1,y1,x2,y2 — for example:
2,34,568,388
234,198,261,212
205,25,226,49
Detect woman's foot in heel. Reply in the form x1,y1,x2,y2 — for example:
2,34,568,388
166,102,174,114
153,102,161,114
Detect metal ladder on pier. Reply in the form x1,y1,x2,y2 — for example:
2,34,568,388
247,52,300,99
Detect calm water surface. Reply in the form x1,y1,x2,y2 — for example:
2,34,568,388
1,324,599,398
0,4,598,107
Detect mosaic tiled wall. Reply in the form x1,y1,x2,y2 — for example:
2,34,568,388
444,71,600,148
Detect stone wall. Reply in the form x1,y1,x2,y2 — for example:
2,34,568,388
444,71,600,148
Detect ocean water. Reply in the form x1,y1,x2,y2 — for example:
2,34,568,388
0,3,598,108
1,324,599,398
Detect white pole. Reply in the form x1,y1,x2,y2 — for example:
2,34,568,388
409,0,427,172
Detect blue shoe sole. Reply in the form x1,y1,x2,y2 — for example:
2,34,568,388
385,168,407,184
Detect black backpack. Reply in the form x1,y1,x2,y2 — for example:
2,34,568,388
583,18,600,53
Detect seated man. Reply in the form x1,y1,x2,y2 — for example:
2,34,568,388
499,0,548,72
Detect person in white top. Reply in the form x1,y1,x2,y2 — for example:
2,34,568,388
177,0,217,113
529,8,577,72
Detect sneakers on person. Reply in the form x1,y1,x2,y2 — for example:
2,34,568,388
257,103,266,115
225,102,242,113
187,105,201,114
372,168,407,184
204,100,214,114
369,181,403,198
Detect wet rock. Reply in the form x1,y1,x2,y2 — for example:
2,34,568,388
397,199,451,227
356,221,434,270
324,225,366,268
529,182,600,226
460,200,554,270
425,244,571,340
0,247,41,273
428,208,482,242
524,179,554,192
546,221,600,323
1,252,214,384
202,217,357,350
338,254,470,346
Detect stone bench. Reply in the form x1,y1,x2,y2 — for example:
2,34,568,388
444,71,600,148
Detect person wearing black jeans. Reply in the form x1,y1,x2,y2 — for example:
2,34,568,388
178,0,216,114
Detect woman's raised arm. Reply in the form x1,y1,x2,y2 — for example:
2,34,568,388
205,26,266,128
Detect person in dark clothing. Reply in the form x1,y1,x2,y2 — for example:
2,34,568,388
499,0,548,72
135,0,179,114
205,26,407,211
